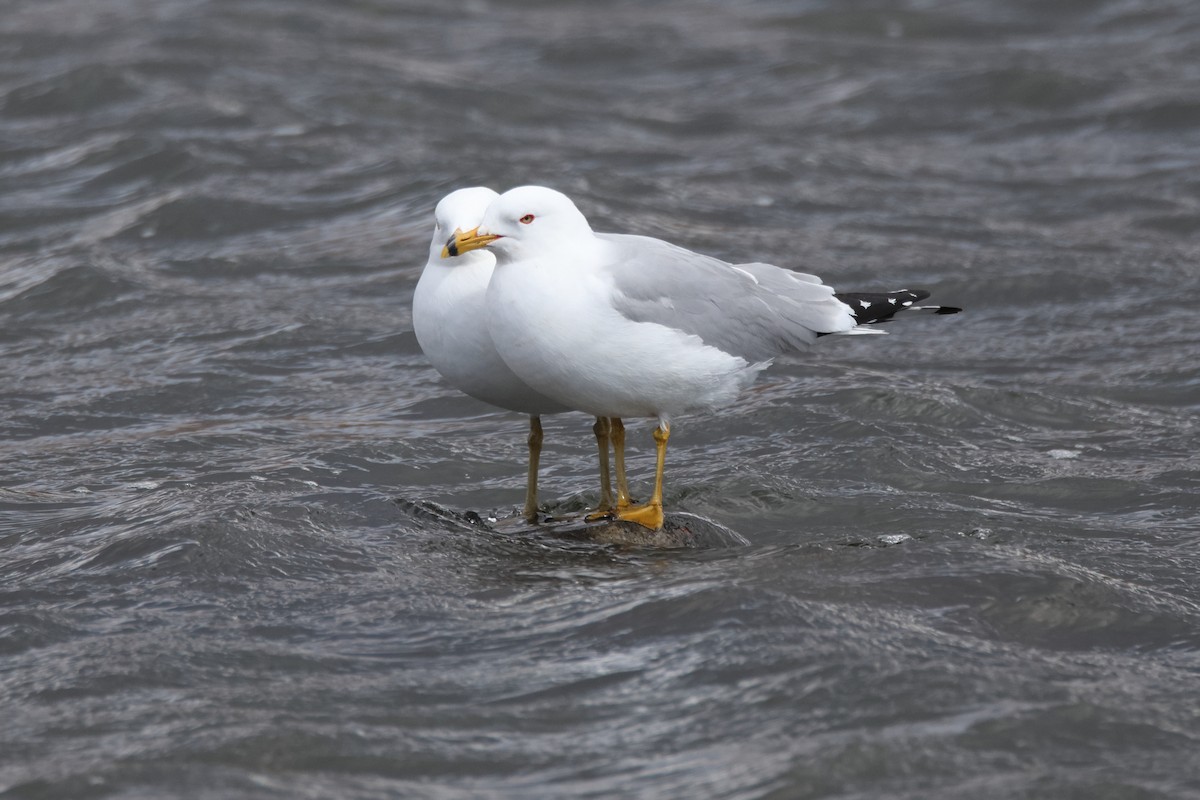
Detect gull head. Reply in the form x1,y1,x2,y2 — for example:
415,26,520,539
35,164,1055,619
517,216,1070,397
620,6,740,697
430,186,498,264
443,185,593,261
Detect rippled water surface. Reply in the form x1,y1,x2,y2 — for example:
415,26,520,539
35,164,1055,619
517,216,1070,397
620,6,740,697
3,1,1200,798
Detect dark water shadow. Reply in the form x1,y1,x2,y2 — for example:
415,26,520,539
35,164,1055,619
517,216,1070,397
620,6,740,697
392,498,750,551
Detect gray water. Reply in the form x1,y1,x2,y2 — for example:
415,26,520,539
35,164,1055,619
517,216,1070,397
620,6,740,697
3,1,1200,798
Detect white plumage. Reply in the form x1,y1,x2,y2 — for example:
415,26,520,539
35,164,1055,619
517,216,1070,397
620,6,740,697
475,186,858,423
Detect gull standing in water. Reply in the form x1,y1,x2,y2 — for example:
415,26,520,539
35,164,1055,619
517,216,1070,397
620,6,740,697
445,186,959,530
413,187,628,522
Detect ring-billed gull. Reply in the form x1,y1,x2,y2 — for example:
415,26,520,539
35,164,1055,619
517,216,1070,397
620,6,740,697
445,185,959,530
413,187,628,521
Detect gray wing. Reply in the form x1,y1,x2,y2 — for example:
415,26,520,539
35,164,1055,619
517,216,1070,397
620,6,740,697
734,262,826,288
595,233,857,362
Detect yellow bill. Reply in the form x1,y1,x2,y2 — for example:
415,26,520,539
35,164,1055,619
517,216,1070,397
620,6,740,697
442,226,500,258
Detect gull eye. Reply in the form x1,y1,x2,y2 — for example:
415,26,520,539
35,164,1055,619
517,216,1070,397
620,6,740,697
519,214,535,225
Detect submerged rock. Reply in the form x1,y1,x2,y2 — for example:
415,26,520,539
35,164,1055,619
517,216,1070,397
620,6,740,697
395,499,748,549
527,511,750,549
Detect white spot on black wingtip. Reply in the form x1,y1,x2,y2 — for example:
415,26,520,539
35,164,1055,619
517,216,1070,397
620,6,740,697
902,300,913,306
888,297,897,304
859,300,871,309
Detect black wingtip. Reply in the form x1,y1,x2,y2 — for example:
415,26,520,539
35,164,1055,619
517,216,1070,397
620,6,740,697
833,289,962,325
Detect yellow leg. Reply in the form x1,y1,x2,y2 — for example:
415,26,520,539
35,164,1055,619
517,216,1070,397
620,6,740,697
585,417,615,520
523,415,543,523
613,422,669,530
610,417,632,509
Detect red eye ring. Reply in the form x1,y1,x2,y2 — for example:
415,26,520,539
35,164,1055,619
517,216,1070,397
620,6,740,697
519,214,535,224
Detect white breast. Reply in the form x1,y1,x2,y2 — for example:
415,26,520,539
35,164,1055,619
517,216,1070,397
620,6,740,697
413,255,568,415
